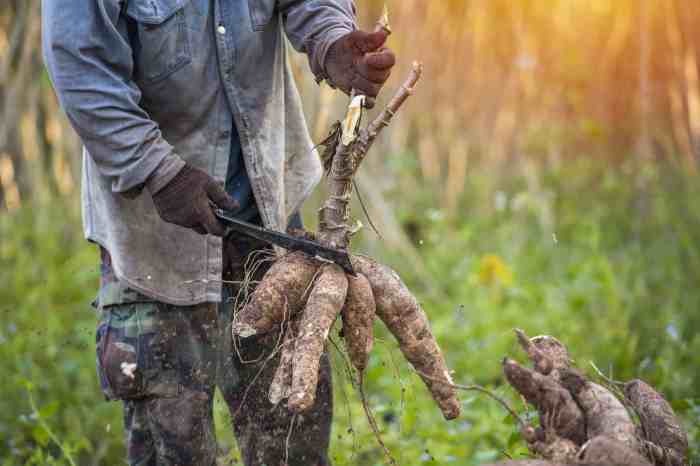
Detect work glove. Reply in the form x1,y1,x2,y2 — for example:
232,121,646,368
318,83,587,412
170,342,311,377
148,164,238,236
324,29,396,103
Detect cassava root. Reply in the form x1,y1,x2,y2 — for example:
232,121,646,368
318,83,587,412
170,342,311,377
498,329,689,466
288,264,348,413
341,272,375,373
246,251,461,420
353,255,461,420
502,358,586,444
268,320,298,406
624,379,689,459
559,369,638,448
233,251,319,337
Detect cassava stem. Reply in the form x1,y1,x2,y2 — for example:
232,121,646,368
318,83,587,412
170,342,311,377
318,129,357,248
318,64,424,248
358,62,423,167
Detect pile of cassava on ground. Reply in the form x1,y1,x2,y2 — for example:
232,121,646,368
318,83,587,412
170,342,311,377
231,57,461,422
485,329,690,466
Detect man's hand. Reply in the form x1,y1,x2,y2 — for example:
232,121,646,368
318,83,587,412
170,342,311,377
325,30,396,102
148,164,238,236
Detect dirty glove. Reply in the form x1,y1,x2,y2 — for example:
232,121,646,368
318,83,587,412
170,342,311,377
324,29,396,101
148,164,238,236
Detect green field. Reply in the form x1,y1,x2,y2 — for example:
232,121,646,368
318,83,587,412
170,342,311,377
1,160,698,465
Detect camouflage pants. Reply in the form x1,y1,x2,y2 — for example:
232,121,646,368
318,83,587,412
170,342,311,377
95,240,333,466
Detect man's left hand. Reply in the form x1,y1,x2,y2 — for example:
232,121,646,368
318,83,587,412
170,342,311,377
324,29,396,104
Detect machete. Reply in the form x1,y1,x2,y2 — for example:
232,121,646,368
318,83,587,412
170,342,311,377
213,208,355,275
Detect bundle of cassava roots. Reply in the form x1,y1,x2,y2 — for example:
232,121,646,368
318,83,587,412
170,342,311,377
488,329,690,466
231,61,461,421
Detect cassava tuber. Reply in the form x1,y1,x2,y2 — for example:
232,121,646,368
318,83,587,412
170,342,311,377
341,273,376,373
233,251,319,337
353,255,461,420
268,320,298,406
288,264,348,413
502,331,689,466
624,379,688,460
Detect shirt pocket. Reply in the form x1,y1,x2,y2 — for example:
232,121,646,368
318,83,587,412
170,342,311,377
126,0,192,85
248,0,276,31
96,303,181,400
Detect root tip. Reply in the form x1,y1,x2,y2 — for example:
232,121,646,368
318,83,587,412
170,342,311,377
441,399,462,420
287,391,315,414
232,323,258,338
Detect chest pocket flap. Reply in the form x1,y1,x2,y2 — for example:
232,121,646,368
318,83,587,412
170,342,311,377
126,0,188,24
248,0,276,31
124,0,192,85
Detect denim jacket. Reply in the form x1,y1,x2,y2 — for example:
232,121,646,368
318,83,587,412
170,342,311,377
42,0,356,304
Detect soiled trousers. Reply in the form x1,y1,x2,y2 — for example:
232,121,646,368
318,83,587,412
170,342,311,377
95,239,332,465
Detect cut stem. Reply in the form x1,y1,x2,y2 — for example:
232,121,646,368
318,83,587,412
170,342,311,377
318,65,424,249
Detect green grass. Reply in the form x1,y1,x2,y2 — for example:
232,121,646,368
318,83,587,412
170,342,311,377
1,159,698,465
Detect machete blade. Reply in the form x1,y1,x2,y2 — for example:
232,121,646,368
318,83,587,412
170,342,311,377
213,209,355,275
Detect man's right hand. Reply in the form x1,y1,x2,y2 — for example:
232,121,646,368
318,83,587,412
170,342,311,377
148,164,239,236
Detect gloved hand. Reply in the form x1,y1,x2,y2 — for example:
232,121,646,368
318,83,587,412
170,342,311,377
324,29,395,102
148,164,239,236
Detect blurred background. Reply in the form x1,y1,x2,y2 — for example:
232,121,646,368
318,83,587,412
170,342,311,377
1,0,699,464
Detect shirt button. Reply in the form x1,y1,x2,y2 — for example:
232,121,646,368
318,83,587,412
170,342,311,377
217,25,226,35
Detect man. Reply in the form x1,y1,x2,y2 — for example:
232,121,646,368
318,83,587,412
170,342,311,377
42,0,395,464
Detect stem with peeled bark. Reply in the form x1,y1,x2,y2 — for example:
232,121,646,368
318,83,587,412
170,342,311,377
317,63,424,249
318,136,357,249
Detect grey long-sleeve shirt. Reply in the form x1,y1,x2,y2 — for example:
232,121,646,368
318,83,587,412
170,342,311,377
42,0,356,304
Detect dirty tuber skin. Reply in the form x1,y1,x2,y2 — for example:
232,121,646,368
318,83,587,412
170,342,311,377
288,264,349,412
232,251,319,338
490,329,690,466
340,272,376,373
